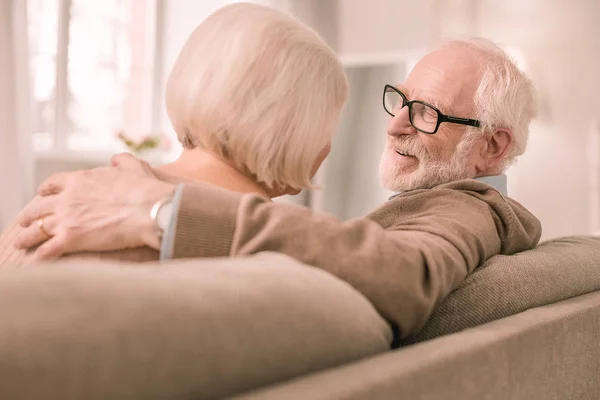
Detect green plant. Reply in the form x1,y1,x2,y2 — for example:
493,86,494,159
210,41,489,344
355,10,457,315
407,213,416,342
115,130,171,153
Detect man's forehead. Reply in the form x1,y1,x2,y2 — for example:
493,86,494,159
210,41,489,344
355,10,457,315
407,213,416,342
395,82,454,113
400,47,480,114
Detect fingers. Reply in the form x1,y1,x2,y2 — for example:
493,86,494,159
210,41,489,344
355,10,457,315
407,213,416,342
37,172,70,196
31,234,68,261
111,152,140,168
110,152,129,167
15,215,70,261
18,195,59,228
14,214,57,250
111,152,155,176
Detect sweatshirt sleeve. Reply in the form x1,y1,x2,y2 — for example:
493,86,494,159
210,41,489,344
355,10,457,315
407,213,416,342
171,182,536,337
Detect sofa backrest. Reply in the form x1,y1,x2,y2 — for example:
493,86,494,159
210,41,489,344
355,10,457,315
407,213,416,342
401,235,600,344
233,290,600,400
0,253,392,399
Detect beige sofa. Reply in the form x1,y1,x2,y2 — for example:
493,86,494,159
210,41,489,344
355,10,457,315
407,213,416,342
236,236,600,400
0,236,598,399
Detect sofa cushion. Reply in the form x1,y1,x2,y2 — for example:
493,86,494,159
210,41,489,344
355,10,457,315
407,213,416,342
0,252,392,400
401,235,600,345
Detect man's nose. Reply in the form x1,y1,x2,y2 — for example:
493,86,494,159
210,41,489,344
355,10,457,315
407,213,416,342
387,105,417,137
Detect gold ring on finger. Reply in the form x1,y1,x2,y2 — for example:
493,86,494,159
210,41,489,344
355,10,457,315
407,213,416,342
37,217,51,238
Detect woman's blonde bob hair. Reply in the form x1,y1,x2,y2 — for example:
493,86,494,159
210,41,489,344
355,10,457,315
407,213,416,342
166,2,348,190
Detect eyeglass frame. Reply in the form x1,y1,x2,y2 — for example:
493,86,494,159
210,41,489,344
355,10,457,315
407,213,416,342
383,84,482,134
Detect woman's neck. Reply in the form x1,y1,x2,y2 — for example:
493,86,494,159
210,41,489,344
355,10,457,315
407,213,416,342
155,148,270,198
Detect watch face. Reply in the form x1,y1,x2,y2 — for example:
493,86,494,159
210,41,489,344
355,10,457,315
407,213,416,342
156,201,174,231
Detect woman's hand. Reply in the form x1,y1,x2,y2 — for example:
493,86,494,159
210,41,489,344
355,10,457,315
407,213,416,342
15,153,176,260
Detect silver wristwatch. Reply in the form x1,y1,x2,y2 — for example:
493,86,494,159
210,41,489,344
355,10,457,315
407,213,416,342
149,196,174,240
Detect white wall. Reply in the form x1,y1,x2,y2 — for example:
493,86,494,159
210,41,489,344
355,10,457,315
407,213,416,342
156,0,232,146
320,0,600,239
336,0,435,58
153,0,600,239
474,0,600,240
0,0,33,229
2,0,593,239
321,65,404,219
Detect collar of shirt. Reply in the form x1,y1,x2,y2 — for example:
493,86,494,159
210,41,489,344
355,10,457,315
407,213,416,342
388,174,508,201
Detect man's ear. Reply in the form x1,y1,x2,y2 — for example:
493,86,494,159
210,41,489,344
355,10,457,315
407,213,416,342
475,129,513,173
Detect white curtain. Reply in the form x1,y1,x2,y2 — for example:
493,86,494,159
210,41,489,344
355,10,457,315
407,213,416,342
0,0,33,229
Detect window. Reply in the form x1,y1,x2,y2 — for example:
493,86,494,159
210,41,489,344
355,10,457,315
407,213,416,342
28,0,158,153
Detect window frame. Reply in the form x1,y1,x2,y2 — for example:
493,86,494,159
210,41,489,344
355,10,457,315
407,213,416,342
33,0,161,156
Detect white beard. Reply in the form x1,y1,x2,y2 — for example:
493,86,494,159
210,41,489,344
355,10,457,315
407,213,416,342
379,133,478,192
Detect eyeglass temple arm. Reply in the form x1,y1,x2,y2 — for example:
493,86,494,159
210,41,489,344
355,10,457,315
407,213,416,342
442,115,481,127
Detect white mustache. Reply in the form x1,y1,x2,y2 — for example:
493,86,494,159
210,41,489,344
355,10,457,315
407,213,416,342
391,139,426,159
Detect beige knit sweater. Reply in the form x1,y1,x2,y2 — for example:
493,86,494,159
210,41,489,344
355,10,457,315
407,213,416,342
168,178,542,337
0,177,541,337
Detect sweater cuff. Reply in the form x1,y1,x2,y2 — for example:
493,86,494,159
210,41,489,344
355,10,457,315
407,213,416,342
159,184,183,261
171,183,241,259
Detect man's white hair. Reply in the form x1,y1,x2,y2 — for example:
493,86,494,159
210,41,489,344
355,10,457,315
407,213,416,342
445,38,538,169
166,3,348,190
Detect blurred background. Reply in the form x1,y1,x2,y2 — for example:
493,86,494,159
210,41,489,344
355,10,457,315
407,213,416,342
1,0,599,241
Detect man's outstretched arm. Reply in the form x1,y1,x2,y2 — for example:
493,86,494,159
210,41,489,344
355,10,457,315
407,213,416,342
165,181,540,337
15,155,540,337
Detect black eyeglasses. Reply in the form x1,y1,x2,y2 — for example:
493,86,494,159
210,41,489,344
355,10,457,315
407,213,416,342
383,84,482,134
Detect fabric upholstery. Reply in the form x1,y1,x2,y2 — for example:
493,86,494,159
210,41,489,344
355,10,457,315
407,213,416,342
401,235,600,344
173,179,541,337
0,253,391,400
233,290,600,400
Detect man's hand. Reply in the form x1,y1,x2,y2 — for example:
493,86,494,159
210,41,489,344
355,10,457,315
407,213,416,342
15,153,176,260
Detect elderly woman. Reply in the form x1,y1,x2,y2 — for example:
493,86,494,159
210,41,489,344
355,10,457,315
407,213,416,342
0,2,348,264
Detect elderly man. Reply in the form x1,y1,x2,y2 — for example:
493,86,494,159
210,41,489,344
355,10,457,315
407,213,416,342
14,38,541,339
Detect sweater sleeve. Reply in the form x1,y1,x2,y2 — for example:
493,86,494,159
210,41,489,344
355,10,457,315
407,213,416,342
171,182,538,337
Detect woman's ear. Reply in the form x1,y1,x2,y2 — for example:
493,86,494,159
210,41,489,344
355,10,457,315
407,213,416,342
475,129,513,173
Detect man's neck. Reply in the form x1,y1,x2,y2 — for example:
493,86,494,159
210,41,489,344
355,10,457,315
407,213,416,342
155,148,270,199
